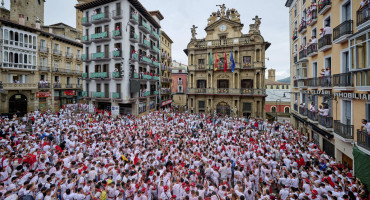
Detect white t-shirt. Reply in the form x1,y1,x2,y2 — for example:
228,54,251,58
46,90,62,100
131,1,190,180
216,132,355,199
363,122,370,133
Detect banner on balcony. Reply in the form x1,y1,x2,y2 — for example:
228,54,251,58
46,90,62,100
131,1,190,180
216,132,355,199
36,92,51,98
161,100,173,107
64,90,76,96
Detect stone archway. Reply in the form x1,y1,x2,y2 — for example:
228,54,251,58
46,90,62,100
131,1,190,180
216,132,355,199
9,94,27,116
216,101,230,115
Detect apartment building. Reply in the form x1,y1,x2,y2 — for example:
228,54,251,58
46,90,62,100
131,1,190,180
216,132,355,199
171,61,188,110
76,0,162,115
285,0,370,184
160,30,173,109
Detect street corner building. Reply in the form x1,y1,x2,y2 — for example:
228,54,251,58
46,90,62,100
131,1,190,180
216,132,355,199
184,4,271,118
76,0,163,116
285,0,370,187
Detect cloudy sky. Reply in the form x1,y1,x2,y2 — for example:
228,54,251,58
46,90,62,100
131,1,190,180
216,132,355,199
5,0,290,80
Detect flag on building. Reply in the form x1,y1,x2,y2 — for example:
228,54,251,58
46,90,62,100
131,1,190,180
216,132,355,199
224,51,228,72
214,51,218,71
230,50,236,73
209,51,213,70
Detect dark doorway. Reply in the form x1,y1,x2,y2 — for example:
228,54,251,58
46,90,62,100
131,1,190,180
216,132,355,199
9,94,27,116
216,102,230,115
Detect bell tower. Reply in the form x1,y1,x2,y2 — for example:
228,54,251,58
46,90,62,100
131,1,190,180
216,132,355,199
268,69,276,81
10,0,45,27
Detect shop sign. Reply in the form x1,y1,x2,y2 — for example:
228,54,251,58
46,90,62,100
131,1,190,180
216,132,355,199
64,90,76,96
311,90,331,95
111,106,119,116
36,92,51,98
334,92,370,100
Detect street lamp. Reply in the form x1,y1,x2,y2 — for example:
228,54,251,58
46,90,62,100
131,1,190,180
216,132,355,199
275,99,281,122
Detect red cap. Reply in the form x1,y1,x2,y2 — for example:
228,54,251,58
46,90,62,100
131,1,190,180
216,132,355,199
191,182,195,187
171,195,177,199
312,190,318,195
141,187,146,192
164,185,169,191
305,179,310,183
185,187,190,191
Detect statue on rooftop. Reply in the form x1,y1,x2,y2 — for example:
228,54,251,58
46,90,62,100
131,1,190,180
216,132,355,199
253,15,262,31
191,25,198,40
217,4,226,17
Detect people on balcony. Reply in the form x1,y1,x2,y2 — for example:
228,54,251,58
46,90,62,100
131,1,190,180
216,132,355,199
318,105,324,116
361,119,370,134
300,101,306,111
311,36,317,44
321,67,331,86
322,24,332,36
39,79,48,88
131,49,137,59
309,102,316,115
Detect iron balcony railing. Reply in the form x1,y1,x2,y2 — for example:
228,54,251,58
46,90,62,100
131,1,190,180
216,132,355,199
308,110,318,121
299,49,307,60
307,9,318,25
318,0,331,15
318,34,332,50
38,83,50,89
299,106,307,116
320,76,332,87
334,120,354,139
333,20,353,41
318,115,333,129
307,43,317,56
357,129,370,151
307,77,319,87
39,66,50,72
333,73,353,87
357,3,370,27
298,21,307,33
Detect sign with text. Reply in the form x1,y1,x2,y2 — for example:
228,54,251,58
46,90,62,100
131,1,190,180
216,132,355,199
36,92,51,98
64,90,76,96
111,106,119,116
334,92,370,100
161,100,173,107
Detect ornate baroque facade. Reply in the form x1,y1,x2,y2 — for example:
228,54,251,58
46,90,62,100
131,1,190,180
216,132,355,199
185,4,270,117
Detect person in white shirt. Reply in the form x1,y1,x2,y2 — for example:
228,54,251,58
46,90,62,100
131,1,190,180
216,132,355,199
361,119,370,134
323,24,332,35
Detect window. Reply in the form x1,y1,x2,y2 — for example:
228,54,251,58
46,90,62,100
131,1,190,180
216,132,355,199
270,85,273,89
285,107,290,113
197,80,206,88
243,103,252,112
198,101,205,109
311,28,317,39
312,62,318,77
241,79,253,88
198,59,205,66
271,107,276,113
324,16,331,27
294,4,297,17
66,62,71,72
342,51,349,73
366,104,370,122
67,77,71,85
77,50,81,57
77,64,81,71
282,85,285,89
40,39,46,50
276,85,279,89
217,80,229,88
54,60,59,69
343,100,351,125
324,57,332,71
342,1,351,22
287,85,289,89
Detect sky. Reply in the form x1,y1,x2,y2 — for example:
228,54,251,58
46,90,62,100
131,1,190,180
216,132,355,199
5,0,291,80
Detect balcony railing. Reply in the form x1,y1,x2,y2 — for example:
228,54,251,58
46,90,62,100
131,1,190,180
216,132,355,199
82,73,88,78
39,66,50,72
112,71,121,79
308,110,318,121
131,53,138,60
90,72,108,78
333,73,353,87
299,106,307,116
298,21,307,33
92,12,110,23
152,31,160,40
318,0,331,15
38,83,50,89
53,49,62,56
3,83,37,90
92,52,110,60
142,56,152,64
130,13,139,24
307,77,319,87
82,54,91,61
81,17,91,25
320,76,332,87
54,83,61,88
113,50,121,58
81,35,90,43
307,9,318,26
130,33,138,41
334,120,354,140
112,92,121,99
39,46,48,53
333,20,353,43
141,21,151,32
186,88,266,95
356,3,370,28
93,92,106,98
318,115,333,129
66,52,73,59
357,129,370,151
91,32,110,41
307,43,317,56
112,30,122,39
318,34,332,51
65,84,73,88
299,49,307,61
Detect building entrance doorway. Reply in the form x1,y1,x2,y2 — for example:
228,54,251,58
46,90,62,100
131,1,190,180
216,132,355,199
217,102,230,115
9,94,28,116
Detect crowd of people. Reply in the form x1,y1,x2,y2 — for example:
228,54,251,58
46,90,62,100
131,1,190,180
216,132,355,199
0,104,368,200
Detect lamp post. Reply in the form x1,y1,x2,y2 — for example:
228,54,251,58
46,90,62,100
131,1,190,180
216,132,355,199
275,99,281,122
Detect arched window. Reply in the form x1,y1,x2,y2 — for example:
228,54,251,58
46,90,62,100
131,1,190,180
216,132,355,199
271,106,276,113
285,107,290,113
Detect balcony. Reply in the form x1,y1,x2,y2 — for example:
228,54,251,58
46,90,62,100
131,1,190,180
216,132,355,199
91,32,110,43
81,17,91,26
308,110,318,122
143,74,152,80
38,83,50,89
298,21,307,34
131,53,139,61
357,130,370,152
130,13,139,25
112,71,122,79
141,56,152,65
151,31,160,40
299,49,307,62
333,73,353,89
112,10,122,20
82,54,91,62
318,0,331,15
39,66,50,72
66,52,73,59
144,91,151,97
299,107,307,116
154,91,159,95
333,20,353,44
153,61,160,67
318,115,333,129
54,83,62,89
139,21,151,34
92,52,110,61
186,88,266,96
298,79,307,88
65,84,74,89
334,120,354,141
153,76,160,81
91,12,110,24
112,50,121,60
39,46,49,54
139,40,150,49
81,35,91,44
93,92,108,98
2,83,37,90
152,46,160,54
357,3,370,30
112,92,121,99
76,54,82,61
76,84,82,89
320,76,332,88
112,30,122,40
82,73,88,79
130,33,139,43
90,72,108,79
307,9,317,26
318,34,332,52
307,77,319,88
292,31,298,42
307,43,317,57
53,49,62,57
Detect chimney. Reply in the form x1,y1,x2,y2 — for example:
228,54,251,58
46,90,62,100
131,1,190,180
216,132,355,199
35,18,41,29
18,14,25,26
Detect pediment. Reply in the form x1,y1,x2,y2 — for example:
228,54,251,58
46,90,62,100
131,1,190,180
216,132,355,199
205,18,243,31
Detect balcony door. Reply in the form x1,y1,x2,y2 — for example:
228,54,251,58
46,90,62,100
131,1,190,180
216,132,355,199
217,79,229,88
342,100,351,125
104,45,109,56
342,51,350,73
197,80,206,88
341,1,351,22
104,84,109,98
241,79,253,88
